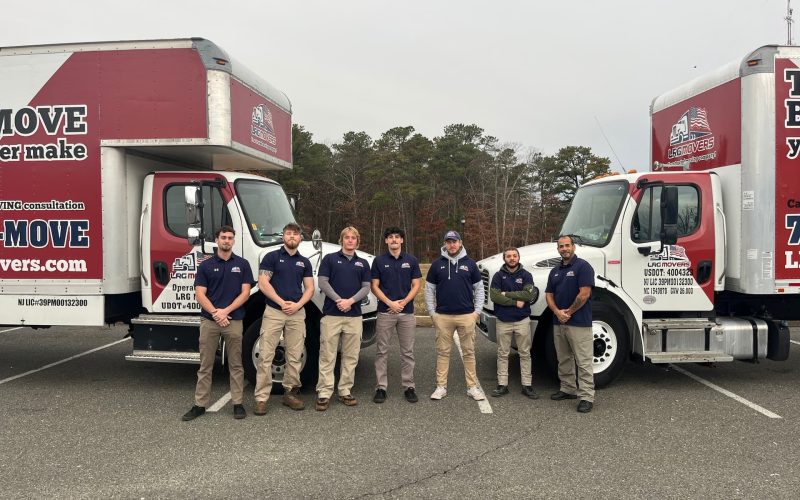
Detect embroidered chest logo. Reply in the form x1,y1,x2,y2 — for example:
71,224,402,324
231,266,242,273
515,278,523,284
566,271,575,277
296,261,305,268
401,263,411,269
354,261,364,268
459,265,469,272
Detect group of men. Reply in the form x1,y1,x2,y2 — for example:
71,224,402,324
182,224,596,421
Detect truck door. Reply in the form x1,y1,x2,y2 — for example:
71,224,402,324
141,173,237,313
619,174,715,312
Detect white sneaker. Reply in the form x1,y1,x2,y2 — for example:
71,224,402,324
430,386,447,400
467,386,486,401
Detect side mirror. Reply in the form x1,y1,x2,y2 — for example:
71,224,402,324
184,186,200,225
660,185,679,245
312,229,323,251
287,193,299,212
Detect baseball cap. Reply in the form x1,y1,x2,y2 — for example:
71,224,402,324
444,230,462,241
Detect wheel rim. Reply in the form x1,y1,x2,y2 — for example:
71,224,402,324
251,335,307,384
592,320,617,374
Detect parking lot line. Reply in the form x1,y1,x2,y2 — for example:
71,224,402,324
0,327,24,334
669,364,782,419
453,332,493,414
207,391,232,412
0,337,130,386
791,340,800,346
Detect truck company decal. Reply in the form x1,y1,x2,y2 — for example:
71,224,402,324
151,250,210,312
230,79,292,165
642,245,697,303
776,58,800,280
651,78,741,171
251,104,277,153
0,105,89,162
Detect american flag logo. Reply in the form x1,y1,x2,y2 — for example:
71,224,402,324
652,245,689,261
669,107,712,146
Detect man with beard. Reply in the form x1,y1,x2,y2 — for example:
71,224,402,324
489,247,538,399
253,222,314,415
370,226,422,404
183,226,254,421
425,230,486,401
315,226,371,411
545,234,595,413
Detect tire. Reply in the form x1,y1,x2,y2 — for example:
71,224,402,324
241,307,321,394
541,302,629,389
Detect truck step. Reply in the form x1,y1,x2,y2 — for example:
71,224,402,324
125,350,201,364
646,351,734,363
643,318,717,331
131,314,201,327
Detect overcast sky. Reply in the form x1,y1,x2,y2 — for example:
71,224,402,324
2,0,791,170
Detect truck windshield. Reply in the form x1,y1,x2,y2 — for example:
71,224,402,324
559,180,628,247
235,179,297,247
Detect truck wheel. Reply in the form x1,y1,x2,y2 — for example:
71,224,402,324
591,303,629,388
242,309,321,394
541,303,629,388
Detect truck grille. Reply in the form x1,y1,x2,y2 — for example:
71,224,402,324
481,269,490,302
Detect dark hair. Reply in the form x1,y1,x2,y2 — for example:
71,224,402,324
503,247,519,258
383,226,405,240
215,225,235,238
283,222,302,233
557,234,574,245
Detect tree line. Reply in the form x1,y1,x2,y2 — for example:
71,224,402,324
273,123,612,262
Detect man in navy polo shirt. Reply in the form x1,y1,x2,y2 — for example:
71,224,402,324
253,222,314,415
424,230,486,401
183,225,254,421
315,226,371,411
489,247,538,399
370,226,422,404
545,234,595,413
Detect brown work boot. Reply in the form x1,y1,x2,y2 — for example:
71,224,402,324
338,394,358,406
282,387,305,411
253,400,267,416
315,397,330,411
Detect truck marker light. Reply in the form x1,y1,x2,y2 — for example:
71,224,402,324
747,59,761,67
608,260,621,265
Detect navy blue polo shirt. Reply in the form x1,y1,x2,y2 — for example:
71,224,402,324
259,246,313,311
491,267,534,322
426,256,481,315
371,251,422,314
319,250,371,317
194,252,254,321
545,256,594,327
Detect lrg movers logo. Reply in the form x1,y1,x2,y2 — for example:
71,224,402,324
666,107,716,161
250,104,277,153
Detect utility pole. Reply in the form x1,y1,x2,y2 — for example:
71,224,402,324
787,0,794,45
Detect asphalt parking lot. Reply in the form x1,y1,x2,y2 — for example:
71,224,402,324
2,324,800,499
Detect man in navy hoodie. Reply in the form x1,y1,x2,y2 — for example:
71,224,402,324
425,230,486,401
489,247,538,399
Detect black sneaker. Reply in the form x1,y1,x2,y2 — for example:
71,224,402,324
373,388,387,404
404,387,418,403
182,405,205,421
491,385,509,397
521,386,540,400
550,390,578,401
577,400,593,413
233,404,246,419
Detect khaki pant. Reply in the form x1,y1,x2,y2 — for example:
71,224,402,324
254,306,306,402
374,312,416,390
554,324,595,402
432,313,478,388
317,315,362,399
195,318,244,407
496,318,532,386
